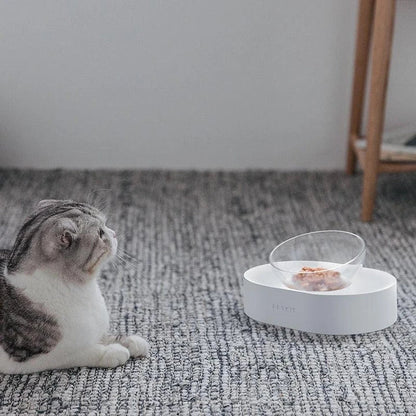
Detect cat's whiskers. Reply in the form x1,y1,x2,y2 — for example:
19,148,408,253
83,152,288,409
112,234,138,263
116,254,137,266
118,249,138,262
113,252,139,271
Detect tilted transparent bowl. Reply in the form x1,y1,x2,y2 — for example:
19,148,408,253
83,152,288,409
269,230,366,292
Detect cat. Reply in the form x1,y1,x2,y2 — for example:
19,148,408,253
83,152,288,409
0,199,149,374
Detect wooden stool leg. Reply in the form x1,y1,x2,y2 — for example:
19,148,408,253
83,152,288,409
361,0,396,221
346,0,375,175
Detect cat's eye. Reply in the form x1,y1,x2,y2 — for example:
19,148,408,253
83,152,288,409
99,228,105,238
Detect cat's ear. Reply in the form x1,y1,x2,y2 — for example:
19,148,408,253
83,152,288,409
59,229,74,248
41,218,78,256
55,218,77,249
38,199,59,209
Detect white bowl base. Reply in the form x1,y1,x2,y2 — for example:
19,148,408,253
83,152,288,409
242,264,397,335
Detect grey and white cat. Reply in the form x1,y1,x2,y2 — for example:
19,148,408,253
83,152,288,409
0,199,149,374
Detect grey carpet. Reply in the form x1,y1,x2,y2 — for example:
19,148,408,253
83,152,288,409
0,169,416,415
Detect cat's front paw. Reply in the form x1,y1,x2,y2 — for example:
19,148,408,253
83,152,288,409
98,344,130,368
124,335,150,357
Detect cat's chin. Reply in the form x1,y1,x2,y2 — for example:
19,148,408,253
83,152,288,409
87,251,116,278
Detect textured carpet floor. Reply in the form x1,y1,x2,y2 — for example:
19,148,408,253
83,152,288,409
0,169,416,415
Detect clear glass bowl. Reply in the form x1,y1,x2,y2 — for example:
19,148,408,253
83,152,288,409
269,230,366,292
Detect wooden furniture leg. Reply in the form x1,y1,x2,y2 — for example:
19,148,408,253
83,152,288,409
346,0,375,175
361,0,396,221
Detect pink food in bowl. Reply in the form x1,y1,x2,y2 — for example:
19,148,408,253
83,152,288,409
292,266,345,291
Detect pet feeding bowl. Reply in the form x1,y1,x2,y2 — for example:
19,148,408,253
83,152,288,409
242,231,397,335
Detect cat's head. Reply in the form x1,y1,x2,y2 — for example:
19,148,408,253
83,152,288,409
7,199,118,283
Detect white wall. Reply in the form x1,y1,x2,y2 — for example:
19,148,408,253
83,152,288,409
0,1,415,170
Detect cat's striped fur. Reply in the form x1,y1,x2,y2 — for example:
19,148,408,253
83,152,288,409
0,249,62,361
